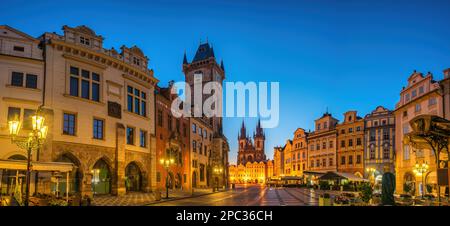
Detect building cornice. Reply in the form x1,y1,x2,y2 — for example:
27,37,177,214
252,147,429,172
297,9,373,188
49,39,158,86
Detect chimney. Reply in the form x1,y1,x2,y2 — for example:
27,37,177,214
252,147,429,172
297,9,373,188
444,68,450,79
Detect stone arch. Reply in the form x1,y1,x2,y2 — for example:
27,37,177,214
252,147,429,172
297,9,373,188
55,152,83,194
192,171,198,188
125,161,143,192
91,157,113,195
2,151,27,160
403,172,416,194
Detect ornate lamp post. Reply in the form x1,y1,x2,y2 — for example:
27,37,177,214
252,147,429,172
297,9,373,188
159,157,174,199
413,162,429,199
8,108,48,206
213,165,223,192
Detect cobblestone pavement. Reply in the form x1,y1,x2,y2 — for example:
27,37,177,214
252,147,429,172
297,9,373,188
151,184,342,206
92,189,217,206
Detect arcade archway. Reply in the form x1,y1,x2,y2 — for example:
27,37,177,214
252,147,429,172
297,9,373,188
125,162,142,192
91,159,111,195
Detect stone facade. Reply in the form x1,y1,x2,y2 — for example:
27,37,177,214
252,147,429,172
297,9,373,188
0,25,158,197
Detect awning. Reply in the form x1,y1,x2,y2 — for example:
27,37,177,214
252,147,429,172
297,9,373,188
280,176,303,180
303,171,326,176
0,160,75,173
319,171,368,182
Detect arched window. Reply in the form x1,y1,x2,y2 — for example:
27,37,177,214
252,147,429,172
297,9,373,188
370,145,376,159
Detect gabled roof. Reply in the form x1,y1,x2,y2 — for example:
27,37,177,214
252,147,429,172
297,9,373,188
192,43,215,62
0,25,39,43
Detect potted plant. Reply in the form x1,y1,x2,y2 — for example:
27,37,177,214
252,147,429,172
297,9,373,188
333,195,351,206
319,193,331,206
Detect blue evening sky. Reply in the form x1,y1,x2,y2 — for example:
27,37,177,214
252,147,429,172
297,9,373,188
2,0,450,164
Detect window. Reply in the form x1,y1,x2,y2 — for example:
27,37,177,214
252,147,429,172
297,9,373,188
93,118,104,139
63,113,76,135
370,145,376,159
382,120,387,125
374,121,378,126
341,156,346,165
322,142,326,149
192,123,197,133
316,143,320,150
403,145,410,160
329,141,333,148
348,139,353,147
383,147,390,159
200,164,205,181
403,111,408,118
429,98,437,106
405,93,410,102
383,129,389,140
126,127,135,145
311,160,314,168
11,72,37,88
356,155,361,164
356,126,361,132
127,85,146,116
415,104,421,112
317,123,321,130
69,66,100,102
198,128,202,137
140,130,147,147
348,128,353,133
11,72,23,87
369,129,376,141
329,158,333,166
156,172,161,182
403,124,409,134
341,140,346,148
7,107,21,121
80,36,90,45
341,129,345,134
192,141,197,152
133,57,141,66
316,160,320,167
322,158,326,167
356,137,362,146
419,86,424,94
310,144,314,151
411,90,417,98
157,110,163,127
348,156,353,165
168,115,172,131
324,122,328,129
13,46,24,52
23,109,35,130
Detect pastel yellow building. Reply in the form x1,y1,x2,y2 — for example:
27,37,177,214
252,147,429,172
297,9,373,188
0,25,158,197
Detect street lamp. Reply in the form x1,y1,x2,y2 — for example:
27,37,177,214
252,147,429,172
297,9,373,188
213,166,223,192
8,108,48,206
413,162,429,199
159,157,174,199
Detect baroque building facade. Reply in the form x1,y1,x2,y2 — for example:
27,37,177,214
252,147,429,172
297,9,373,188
307,113,338,173
394,71,444,196
0,25,158,197
336,111,364,177
363,106,395,184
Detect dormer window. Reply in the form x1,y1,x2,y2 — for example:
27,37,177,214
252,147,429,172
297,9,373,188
80,36,90,46
13,46,25,52
133,57,141,66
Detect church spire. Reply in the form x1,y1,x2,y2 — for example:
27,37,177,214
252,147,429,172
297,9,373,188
239,120,246,139
220,59,225,72
183,51,188,65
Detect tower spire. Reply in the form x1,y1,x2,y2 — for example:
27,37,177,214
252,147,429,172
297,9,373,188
183,50,188,65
